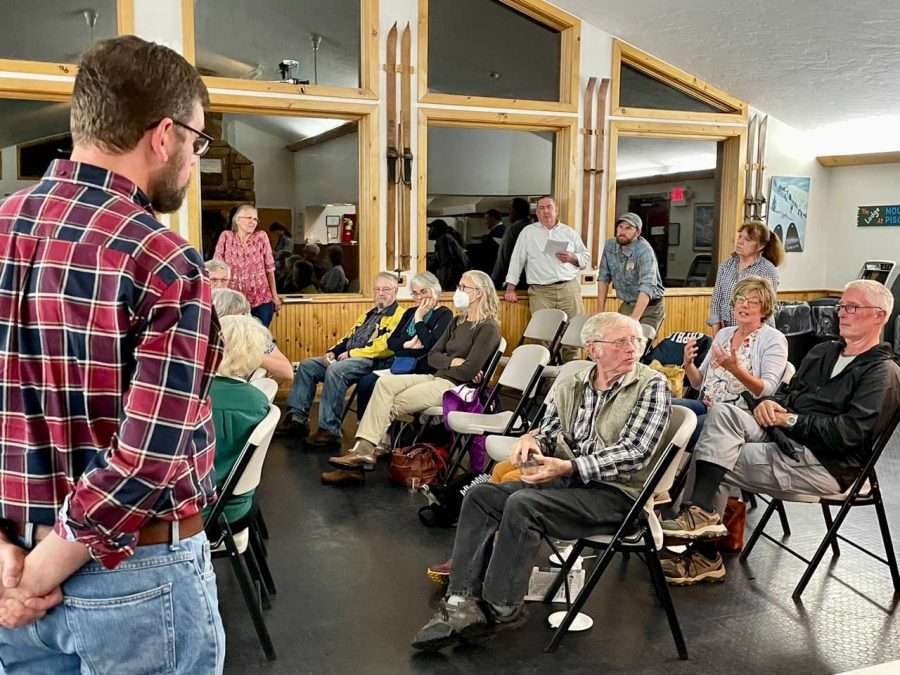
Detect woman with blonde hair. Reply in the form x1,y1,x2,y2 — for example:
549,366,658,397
324,270,501,484
708,220,783,333
213,204,282,326
206,315,272,524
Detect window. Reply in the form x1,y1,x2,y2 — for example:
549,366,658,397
619,64,731,115
200,112,361,296
0,98,71,197
0,1,123,68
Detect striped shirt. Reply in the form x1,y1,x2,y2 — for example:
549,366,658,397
708,254,780,326
0,160,222,569
535,376,670,484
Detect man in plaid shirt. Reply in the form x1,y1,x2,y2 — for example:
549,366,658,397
0,37,226,673
413,312,671,651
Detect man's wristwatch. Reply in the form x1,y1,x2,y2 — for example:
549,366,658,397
784,413,799,428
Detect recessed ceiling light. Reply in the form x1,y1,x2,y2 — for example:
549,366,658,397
489,71,502,79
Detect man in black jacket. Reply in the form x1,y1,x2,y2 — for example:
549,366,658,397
659,279,900,584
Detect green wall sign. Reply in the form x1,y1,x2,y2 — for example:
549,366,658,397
858,205,900,226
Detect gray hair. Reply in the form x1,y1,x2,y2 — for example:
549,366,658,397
205,259,230,276
581,312,643,345
844,279,894,316
303,243,320,256
410,271,442,295
218,315,270,379
375,271,400,287
231,204,257,229
212,288,250,318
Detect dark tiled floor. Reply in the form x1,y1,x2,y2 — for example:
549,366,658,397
217,423,900,675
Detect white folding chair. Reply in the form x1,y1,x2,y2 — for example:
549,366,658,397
544,406,697,659
500,309,567,367
249,367,267,382
250,377,278,403
552,314,589,364
204,404,281,661
442,344,550,479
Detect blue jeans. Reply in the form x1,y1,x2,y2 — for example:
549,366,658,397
672,398,708,450
286,356,374,433
355,371,379,419
251,302,275,327
0,532,225,674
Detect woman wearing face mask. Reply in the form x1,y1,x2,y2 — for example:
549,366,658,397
708,220,783,334
324,270,501,483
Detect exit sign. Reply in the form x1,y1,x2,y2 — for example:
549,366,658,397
671,187,687,205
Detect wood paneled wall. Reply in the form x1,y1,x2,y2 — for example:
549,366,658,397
271,289,836,364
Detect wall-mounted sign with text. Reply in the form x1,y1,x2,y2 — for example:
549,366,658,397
858,205,900,227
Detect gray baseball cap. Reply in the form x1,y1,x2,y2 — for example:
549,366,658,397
616,212,643,231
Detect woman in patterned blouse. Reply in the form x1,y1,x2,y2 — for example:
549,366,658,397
213,204,282,326
708,220,783,333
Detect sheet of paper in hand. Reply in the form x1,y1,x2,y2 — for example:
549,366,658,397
544,239,569,256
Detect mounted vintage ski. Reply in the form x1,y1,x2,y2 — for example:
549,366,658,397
752,114,768,221
581,77,597,257
385,22,399,270
743,113,757,221
399,22,413,270
591,78,610,267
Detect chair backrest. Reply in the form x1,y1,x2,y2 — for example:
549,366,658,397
640,322,657,343
248,367,267,382
497,344,551,392
559,314,589,348
544,359,593,383
234,404,281,495
478,336,507,393
781,361,796,384
523,308,568,343
250,377,278,403
652,406,698,499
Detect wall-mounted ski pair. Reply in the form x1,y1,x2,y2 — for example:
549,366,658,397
386,23,413,272
744,113,768,222
582,77,609,265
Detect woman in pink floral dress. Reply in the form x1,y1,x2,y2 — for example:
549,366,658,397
213,204,282,326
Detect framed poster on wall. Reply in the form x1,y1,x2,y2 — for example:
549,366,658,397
693,204,714,250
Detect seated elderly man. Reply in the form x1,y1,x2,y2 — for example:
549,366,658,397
411,312,671,651
212,288,294,384
278,272,403,446
205,258,231,290
660,279,900,585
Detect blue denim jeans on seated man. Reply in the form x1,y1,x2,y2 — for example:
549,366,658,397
0,532,225,675
672,398,708,450
286,356,374,433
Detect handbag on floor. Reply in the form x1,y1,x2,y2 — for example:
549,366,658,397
388,443,445,489
417,472,490,528
717,497,747,552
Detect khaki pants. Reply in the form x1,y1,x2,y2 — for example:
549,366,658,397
528,279,584,361
618,299,665,335
356,374,454,444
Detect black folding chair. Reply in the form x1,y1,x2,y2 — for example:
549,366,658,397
543,406,697,658
740,408,900,601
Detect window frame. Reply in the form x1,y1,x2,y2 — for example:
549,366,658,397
417,0,581,113
182,0,380,100
0,0,133,78
416,107,578,280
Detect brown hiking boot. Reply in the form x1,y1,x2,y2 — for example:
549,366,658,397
660,505,728,540
660,550,726,586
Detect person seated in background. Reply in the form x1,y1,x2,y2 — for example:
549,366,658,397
205,258,231,290
674,277,787,448
212,288,294,384
279,272,403,447
291,259,319,294
274,251,294,290
411,312,671,651
660,280,900,585
324,270,501,485
353,271,453,421
320,246,349,293
270,221,293,256
302,242,325,282
204,315,271,527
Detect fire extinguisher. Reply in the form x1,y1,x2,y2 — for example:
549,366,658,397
341,214,357,243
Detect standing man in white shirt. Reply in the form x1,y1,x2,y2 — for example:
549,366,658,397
503,196,589,359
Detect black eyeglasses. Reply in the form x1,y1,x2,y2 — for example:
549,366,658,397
836,303,885,315
147,118,213,157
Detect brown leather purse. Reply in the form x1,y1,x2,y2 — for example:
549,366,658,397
389,444,445,489
717,497,747,552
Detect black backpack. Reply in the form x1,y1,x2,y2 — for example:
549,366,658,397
417,472,491,528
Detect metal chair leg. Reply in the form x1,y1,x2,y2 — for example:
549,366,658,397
820,504,840,557
792,495,855,600
872,487,900,593
250,523,277,595
542,541,585,603
775,501,791,535
243,541,271,611
224,530,276,660
643,534,688,660
740,498,779,562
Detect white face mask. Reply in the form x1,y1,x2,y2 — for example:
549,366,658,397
453,289,471,310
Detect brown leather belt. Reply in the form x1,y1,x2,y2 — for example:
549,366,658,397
13,514,204,549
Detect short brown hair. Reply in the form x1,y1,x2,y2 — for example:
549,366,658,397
731,276,777,320
71,36,209,153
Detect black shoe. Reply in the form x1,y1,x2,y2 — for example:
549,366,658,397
275,414,308,437
411,598,490,652
306,429,342,448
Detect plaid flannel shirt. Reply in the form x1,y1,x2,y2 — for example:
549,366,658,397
0,160,222,569
535,376,670,484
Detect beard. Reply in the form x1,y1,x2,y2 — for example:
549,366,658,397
148,154,190,213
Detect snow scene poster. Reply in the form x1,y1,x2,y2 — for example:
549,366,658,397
768,176,810,253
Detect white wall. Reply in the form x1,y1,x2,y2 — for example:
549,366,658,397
292,131,359,211
225,119,295,209
0,146,36,197
820,163,900,288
